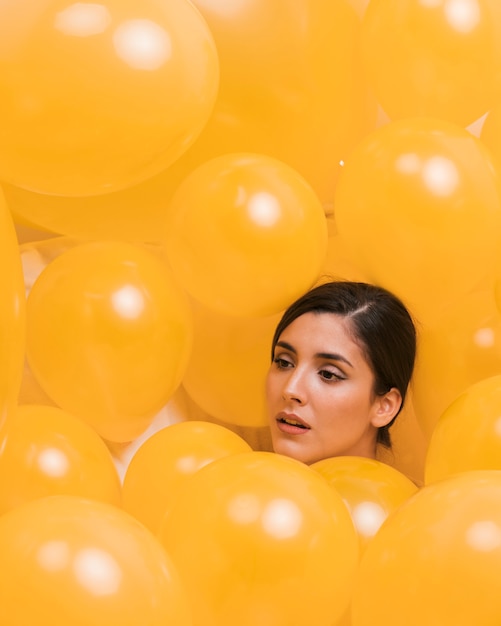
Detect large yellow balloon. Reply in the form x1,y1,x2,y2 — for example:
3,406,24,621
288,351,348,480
0,0,218,196
5,0,376,242
0,188,25,429
334,117,501,324
26,241,193,442
0,495,192,626
412,288,501,440
158,451,359,626
425,375,501,484
0,405,122,515
163,153,328,317
181,301,281,428
122,421,251,534
360,0,501,126
312,456,418,553
352,471,501,626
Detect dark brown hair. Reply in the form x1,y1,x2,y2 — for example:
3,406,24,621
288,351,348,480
271,281,417,448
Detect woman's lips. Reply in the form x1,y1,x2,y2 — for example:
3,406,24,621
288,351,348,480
276,412,311,434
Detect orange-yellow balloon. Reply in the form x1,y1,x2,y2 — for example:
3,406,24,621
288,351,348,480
122,421,251,533
360,0,501,126
352,471,501,626
181,301,280,427
0,405,122,514
312,456,418,553
0,0,218,196
5,0,377,243
412,288,501,440
334,117,501,325
0,188,25,428
158,451,359,626
26,241,193,442
163,153,328,317
0,495,192,626
425,375,501,484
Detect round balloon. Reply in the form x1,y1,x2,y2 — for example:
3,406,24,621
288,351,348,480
0,404,122,514
425,374,501,484
158,451,359,626
360,0,501,126
163,153,328,317
312,456,418,552
26,241,193,442
122,421,252,533
181,300,281,427
352,471,501,626
0,0,218,196
0,495,192,626
334,117,501,325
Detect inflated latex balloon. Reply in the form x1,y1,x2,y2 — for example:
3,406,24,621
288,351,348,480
312,456,418,552
0,495,192,626
352,471,501,626
122,421,251,533
26,241,193,442
412,289,501,440
159,451,359,626
425,375,501,484
481,105,501,168
334,117,501,324
0,0,218,196
181,301,280,427
0,189,25,428
3,0,377,243
163,153,328,317
360,0,501,126
0,405,121,515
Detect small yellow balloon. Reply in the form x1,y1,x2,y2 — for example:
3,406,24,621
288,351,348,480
425,375,501,484
360,0,501,126
26,241,193,442
334,117,501,325
122,421,252,533
352,471,501,626
163,153,328,317
0,495,192,626
158,451,359,626
0,405,122,515
312,456,418,553
0,0,219,196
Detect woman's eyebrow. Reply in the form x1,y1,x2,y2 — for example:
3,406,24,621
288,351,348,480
275,341,354,368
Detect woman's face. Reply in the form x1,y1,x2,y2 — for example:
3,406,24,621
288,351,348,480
266,311,396,465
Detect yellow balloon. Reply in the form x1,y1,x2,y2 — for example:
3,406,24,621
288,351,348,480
425,375,501,484
352,471,501,626
163,153,328,317
122,421,252,533
412,288,501,440
0,404,121,514
181,301,280,428
26,241,193,442
360,0,501,126
5,0,377,243
334,117,501,325
0,0,218,196
158,451,359,626
0,187,25,428
312,456,418,553
0,495,192,626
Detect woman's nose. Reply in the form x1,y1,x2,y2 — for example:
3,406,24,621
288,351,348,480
282,369,307,404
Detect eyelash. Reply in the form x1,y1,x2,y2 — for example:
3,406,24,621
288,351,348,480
272,357,345,382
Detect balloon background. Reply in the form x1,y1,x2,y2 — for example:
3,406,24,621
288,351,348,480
3,0,501,624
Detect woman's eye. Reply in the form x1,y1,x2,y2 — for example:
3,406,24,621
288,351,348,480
273,357,292,369
319,369,343,381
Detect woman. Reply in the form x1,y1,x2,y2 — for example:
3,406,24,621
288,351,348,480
266,281,417,465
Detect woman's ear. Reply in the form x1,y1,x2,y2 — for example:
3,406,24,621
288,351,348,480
371,388,402,428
